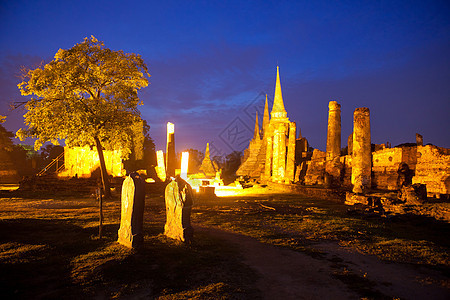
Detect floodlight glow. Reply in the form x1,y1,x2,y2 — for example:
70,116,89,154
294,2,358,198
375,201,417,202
180,151,189,180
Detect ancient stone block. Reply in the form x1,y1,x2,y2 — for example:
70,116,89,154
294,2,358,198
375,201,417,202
399,183,427,205
164,176,194,242
345,192,370,206
118,172,145,248
304,149,326,185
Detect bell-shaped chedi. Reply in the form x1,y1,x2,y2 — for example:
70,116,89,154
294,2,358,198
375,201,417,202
199,143,216,178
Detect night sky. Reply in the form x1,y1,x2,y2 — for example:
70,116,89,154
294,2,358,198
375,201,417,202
1,0,449,157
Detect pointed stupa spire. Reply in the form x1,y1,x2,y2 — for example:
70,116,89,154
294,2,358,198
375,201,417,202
262,94,270,139
253,111,260,140
271,66,287,119
199,142,216,177
205,142,210,159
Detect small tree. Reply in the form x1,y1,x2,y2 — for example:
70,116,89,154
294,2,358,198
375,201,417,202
16,36,150,197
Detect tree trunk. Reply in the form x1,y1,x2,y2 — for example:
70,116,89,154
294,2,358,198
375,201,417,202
94,136,112,198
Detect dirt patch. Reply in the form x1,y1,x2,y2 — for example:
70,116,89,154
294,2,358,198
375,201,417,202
197,226,450,299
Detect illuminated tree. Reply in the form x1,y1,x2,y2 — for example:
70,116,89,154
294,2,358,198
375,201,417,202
16,36,150,197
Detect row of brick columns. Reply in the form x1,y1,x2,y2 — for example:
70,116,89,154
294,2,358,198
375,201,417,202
326,101,371,193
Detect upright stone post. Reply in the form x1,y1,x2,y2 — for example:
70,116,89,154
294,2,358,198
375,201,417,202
285,122,296,183
351,107,371,193
164,176,194,242
325,101,342,187
118,172,145,248
326,101,341,161
166,122,176,178
416,133,423,146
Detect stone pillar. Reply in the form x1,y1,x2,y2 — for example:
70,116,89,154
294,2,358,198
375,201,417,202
325,101,342,187
416,133,423,146
265,136,273,180
166,122,176,178
351,108,371,193
118,172,145,248
285,122,296,183
164,176,194,242
326,101,341,161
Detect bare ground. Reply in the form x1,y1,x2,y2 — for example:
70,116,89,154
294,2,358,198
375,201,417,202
196,226,449,300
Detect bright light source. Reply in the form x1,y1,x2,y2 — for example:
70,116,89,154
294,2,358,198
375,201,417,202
180,151,189,180
156,150,166,181
167,122,174,134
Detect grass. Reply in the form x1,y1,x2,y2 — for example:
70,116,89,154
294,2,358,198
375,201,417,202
0,192,260,299
0,188,449,298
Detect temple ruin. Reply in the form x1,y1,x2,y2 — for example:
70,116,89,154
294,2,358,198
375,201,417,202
238,66,298,184
237,67,450,200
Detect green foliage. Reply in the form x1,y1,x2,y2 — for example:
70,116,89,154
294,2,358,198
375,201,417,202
16,36,150,158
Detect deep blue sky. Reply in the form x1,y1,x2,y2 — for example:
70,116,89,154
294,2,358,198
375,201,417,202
1,0,449,156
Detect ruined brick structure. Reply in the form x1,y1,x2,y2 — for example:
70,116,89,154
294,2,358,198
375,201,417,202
412,145,450,197
237,92,450,198
236,99,269,178
59,145,124,178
